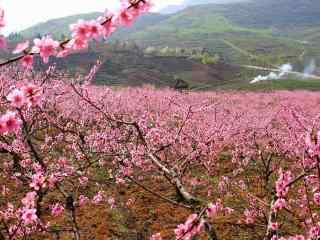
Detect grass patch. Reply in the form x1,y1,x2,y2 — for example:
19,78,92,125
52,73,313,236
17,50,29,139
228,79,320,91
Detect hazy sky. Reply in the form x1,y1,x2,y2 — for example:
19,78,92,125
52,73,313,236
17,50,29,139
0,0,184,34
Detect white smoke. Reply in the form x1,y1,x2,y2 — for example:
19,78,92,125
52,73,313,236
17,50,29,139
303,59,316,78
250,63,293,84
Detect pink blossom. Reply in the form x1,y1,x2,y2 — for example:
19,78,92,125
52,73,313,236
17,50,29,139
47,173,59,188
7,89,26,108
314,192,320,205
21,84,42,106
310,224,320,239
70,20,90,40
305,131,320,157
206,201,222,218
129,1,151,18
87,20,103,40
32,36,59,63
0,111,21,134
28,93,42,107
174,214,203,240
270,222,279,230
21,192,37,208
21,84,38,97
108,197,115,209
92,191,104,204
79,176,88,186
13,41,29,54
0,120,6,134
51,203,64,217
100,16,116,37
21,208,38,225
116,8,134,26
275,169,293,197
244,209,256,224
136,0,153,13
79,195,89,207
21,55,33,68
30,172,46,190
224,207,234,215
272,198,287,213
67,37,88,50
128,0,152,19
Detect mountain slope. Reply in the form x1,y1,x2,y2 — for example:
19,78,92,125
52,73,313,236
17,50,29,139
131,5,271,42
21,12,102,39
146,0,320,38
220,0,320,28
17,0,320,69
159,0,249,14
20,0,320,40
183,0,250,5
20,12,168,39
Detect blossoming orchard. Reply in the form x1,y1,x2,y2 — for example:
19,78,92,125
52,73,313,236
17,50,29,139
0,1,319,240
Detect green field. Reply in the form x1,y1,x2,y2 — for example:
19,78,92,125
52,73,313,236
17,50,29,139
223,79,320,91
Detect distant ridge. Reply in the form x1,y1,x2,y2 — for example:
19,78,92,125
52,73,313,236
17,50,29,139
20,12,167,40
19,0,320,41
159,0,249,14
20,12,102,39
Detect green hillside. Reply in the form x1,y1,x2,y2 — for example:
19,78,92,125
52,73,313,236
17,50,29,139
131,7,271,41
20,12,168,40
20,0,320,45
21,0,320,38
20,12,102,39
227,79,320,91
232,0,320,28
132,0,320,40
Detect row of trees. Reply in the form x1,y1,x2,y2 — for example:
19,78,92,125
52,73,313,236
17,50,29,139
0,67,319,239
144,46,220,64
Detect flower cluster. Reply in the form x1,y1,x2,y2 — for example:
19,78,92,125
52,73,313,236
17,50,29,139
174,214,204,240
92,191,104,204
305,131,320,159
309,224,320,239
0,111,21,134
275,169,293,198
206,200,234,218
66,0,151,53
32,36,60,63
0,85,42,135
243,208,258,224
314,192,320,205
272,198,287,213
51,203,64,217
7,84,42,108
12,41,34,68
20,192,38,225
30,172,46,191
